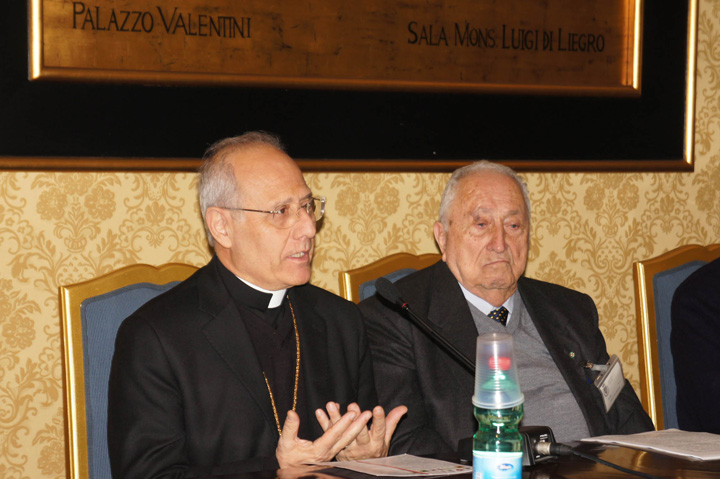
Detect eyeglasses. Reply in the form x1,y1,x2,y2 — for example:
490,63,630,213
219,196,326,229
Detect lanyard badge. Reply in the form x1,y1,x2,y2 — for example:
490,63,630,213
583,354,625,412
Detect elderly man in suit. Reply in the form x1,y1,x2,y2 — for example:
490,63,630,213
108,132,406,478
360,161,653,455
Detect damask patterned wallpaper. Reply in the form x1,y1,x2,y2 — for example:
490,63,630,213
2,2,720,477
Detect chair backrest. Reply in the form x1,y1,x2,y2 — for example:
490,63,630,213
338,252,441,303
59,263,198,479
633,244,720,430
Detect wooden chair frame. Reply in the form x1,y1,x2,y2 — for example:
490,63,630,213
338,252,441,303
633,244,720,429
59,263,198,479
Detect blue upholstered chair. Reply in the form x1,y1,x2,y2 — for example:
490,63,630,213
338,252,441,304
633,244,720,430
59,263,198,479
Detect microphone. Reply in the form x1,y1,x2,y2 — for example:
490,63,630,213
374,277,475,374
534,442,661,479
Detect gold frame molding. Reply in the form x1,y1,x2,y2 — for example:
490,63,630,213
59,263,198,479
0,156,696,173
31,0,641,96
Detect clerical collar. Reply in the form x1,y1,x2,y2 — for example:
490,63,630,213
237,277,287,308
458,282,514,321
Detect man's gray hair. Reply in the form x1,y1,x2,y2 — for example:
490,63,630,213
438,161,531,229
198,131,284,247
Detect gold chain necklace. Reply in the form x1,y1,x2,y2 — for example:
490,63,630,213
262,296,300,437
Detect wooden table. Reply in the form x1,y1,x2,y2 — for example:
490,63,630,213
213,443,720,479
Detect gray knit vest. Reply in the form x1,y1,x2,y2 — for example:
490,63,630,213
468,292,591,443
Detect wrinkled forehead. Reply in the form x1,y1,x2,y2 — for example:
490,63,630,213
452,173,528,218
232,146,311,204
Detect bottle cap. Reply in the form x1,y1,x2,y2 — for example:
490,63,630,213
472,332,524,408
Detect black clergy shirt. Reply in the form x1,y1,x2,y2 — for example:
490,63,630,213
215,259,311,438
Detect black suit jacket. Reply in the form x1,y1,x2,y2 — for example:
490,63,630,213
108,256,377,478
359,261,653,455
671,257,720,433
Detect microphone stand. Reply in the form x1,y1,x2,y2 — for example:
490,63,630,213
375,277,475,374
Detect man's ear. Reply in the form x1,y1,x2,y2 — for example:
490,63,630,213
206,207,234,249
433,221,447,261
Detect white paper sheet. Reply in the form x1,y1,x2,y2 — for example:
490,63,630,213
318,454,472,476
581,428,720,461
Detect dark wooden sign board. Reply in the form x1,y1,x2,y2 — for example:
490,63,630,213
31,0,639,95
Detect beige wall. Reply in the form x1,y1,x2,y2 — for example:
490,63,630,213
2,2,720,477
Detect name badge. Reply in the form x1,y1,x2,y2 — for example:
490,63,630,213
593,354,625,412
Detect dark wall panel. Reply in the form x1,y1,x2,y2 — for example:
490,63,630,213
0,2,688,169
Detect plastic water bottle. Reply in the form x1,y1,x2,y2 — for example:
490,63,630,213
473,404,523,479
472,333,524,479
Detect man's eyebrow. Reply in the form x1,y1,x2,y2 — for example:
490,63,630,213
298,192,314,203
272,192,313,208
470,207,492,216
469,207,525,217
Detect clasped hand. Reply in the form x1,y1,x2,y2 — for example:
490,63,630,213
275,402,407,468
